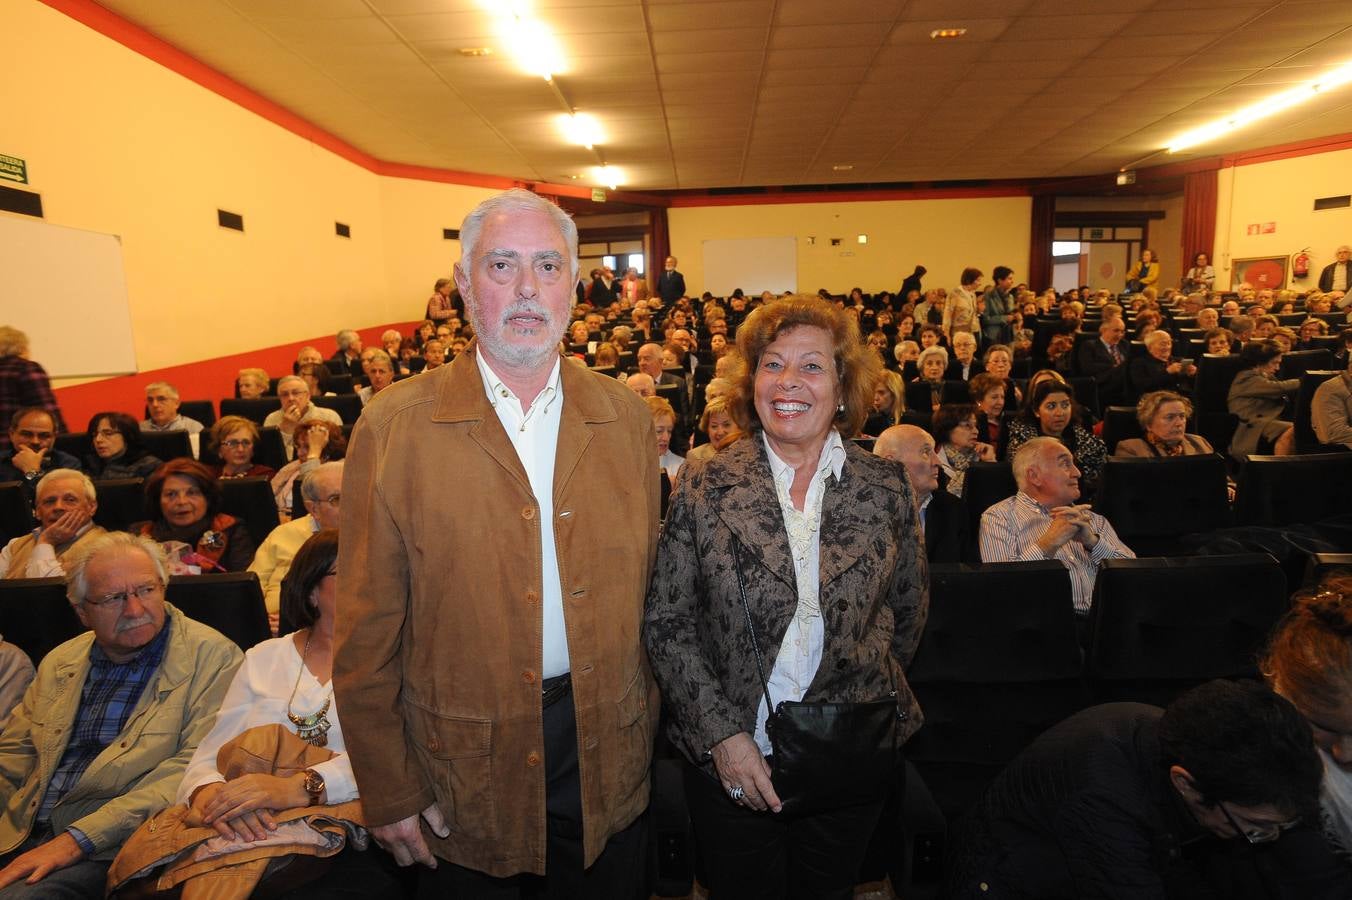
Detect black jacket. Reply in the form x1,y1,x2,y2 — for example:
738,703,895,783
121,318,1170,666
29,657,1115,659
1318,260,1349,293
1077,338,1130,407
922,489,968,564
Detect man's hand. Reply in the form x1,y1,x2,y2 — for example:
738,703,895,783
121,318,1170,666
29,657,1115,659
37,508,90,547
1036,507,1086,555
0,832,84,890
372,803,450,868
279,403,305,434
711,732,781,813
10,446,45,477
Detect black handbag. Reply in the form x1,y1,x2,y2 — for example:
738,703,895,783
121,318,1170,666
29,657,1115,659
732,543,902,816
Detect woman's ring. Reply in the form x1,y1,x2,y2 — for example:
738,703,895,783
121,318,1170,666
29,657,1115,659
728,785,745,802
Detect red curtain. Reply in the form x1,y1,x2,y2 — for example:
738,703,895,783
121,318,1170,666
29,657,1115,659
1027,194,1055,291
1181,169,1218,264
649,207,671,292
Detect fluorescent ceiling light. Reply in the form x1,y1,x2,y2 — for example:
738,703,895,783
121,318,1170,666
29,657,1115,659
559,113,604,149
482,1,566,80
595,165,623,189
1168,60,1352,153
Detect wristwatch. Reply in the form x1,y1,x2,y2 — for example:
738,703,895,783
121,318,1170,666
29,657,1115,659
301,768,325,805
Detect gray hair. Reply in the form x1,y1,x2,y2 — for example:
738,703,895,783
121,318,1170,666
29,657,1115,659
144,381,179,399
459,188,579,281
918,346,949,368
301,460,344,502
1011,436,1064,491
37,468,96,504
367,350,393,369
276,374,308,394
1144,330,1173,349
64,531,168,607
336,329,359,351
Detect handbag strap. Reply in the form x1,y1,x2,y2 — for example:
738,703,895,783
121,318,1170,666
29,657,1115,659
731,541,777,717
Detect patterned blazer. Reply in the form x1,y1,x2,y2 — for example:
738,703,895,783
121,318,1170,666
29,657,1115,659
644,435,929,769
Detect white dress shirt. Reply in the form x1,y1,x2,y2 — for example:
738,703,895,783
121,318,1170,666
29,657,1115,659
752,430,846,757
177,635,357,804
476,351,570,678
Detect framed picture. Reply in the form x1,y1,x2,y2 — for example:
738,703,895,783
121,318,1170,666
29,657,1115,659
1231,256,1288,291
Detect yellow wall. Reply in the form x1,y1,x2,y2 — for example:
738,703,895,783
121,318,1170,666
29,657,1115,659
6,0,494,382
668,197,1032,297
1215,147,1352,291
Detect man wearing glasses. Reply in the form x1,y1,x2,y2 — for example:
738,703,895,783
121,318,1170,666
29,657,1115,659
0,532,241,898
944,680,1352,898
0,408,82,505
249,462,343,633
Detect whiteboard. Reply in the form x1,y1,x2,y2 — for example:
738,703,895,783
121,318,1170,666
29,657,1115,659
0,215,137,378
702,236,797,297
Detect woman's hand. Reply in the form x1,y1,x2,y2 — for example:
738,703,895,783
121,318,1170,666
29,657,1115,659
198,773,307,841
711,732,781,813
304,425,329,461
974,441,996,461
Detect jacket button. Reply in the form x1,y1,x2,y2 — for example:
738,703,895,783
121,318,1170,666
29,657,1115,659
835,658,848,671
526,751,541,767
522,506,535,520
525,591,538,604
522,670,536,684
427,737,440,752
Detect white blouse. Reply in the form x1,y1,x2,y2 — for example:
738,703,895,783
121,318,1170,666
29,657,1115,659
177,634,356,805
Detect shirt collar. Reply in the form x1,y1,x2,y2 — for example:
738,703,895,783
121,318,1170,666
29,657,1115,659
1015,490,1053,516
762,428,846,491
476,350,562,417
918,491,933,513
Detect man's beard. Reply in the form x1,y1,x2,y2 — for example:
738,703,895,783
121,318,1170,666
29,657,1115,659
467,295,565,371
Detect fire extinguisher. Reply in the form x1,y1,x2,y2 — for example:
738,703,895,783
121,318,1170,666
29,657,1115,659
1293,248,1311,279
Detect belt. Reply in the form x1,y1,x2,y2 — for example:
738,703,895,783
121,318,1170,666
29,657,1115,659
542,673,572,708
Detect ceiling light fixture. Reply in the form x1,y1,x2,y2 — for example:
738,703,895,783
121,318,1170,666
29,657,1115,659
929,28,967,39
595,165,622,189
832,164,854,171
457,47,493,57
559,112,604,150
1168,60,1352,153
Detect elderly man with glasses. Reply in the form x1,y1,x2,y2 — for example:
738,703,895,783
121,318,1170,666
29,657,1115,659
248,461,343,633
0,532,241,899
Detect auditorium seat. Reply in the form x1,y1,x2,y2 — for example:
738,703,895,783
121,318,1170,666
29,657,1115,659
1093,456,1231,556
178,400,216,428
54,432,90,460
254,427,288,470
312,394,362,425
1234,453,1352,526
1085,554,1288,706
1068,376,1099,417
92,478,148,532
139,430,193,462
1303,552,1352,588
220,397,282,425
1293,370,1341,453
962,461,1016,551
1100,406,1143,454
908,561,1086,821
0,482,34,543
166,572,270,651
0,577,84,666
1280,348,1333,380
218,476,281,546
1192,354,1246,454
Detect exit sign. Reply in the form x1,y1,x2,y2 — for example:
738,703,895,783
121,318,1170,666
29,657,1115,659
591,188,606,202
0,153,27,185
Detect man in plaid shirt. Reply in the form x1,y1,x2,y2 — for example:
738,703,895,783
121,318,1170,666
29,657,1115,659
0,532,240,897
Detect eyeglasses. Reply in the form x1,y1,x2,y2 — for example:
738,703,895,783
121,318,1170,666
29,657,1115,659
220,439,254,449
87,581,162,609
1217,802,1301,845
94,429,120,439
312,494,341,507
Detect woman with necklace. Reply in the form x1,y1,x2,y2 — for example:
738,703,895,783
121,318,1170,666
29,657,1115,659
176,530,403,898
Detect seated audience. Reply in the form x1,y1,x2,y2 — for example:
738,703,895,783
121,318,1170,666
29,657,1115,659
0,470,104,579
624,372,656,398
1229,315,1256,343
1076,317,1130,408
864,369,905,437
141,381,204,458
1006,379,1107,498
944,331,983,382
295,346,325,374
1128,330,1196,400
263,376,343,459
685,398,740,466
1272,327,1298,354
1115,391,1216,458
1312,349,1352,449
396,338,423,375
979,437,1133,613
250,462,343,636
380,329,403,361
915,346,949,410
236,368,269,400
135,459,256,573
272,421,347,520
918,323,945,349
356,351,394,406
1196,307,1220,330
296,362,334,398
944,680,1345,899
647,396,683,482
932,403,995,498
420,339,447,372
0,327,65,455
208,416,275,480
874,424,966,563
328,330,364,383
1262,574,1352,861
1227,339,1299,460
0,408,81,505
1205,327,1234,355
0,532,241,898
84,412,163,479
970,373,1008,449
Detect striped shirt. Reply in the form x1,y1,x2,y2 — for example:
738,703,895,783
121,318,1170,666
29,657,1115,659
978,492,1134,612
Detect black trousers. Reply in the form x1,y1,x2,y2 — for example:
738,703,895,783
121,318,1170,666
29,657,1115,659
683,759,887,900
417,685,648,900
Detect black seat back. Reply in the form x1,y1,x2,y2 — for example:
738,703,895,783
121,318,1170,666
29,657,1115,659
963,461,1017,548
218,477,281,546
1280,348,1333,380
220,398,282,426
178,400,216,428
1093,456,1231,556
0,578,85,666
139,430,193,463
312,395,362,425
0,482,34,543
1234,453,1352,526
1100,406,1143,454
166,573,271,652
92,478,148,532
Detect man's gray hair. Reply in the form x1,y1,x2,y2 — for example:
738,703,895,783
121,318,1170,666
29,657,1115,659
277,374,308,393
336,329,359,351
459,188,579,280
64,531,168,607
1011,436,1064,491
37,468,96,504
144,381,179,398
302,460,344,502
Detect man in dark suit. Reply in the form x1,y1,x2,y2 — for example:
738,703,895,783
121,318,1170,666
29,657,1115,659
875,424,967,563
656,256,686,309
1075,316,1129,408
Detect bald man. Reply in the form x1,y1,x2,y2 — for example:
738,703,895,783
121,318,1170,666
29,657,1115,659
625,372,656,398
875,425,968,563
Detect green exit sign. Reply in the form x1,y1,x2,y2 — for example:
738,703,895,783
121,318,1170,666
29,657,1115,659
0,154,27,185
591,188,606,203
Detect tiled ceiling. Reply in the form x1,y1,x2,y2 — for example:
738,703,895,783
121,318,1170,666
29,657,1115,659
94,0,1352,190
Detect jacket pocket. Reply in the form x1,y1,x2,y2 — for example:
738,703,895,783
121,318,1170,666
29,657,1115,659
407,706,496,841
610,669,652,808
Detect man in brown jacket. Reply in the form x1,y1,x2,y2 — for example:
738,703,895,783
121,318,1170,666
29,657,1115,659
333,188,660,897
